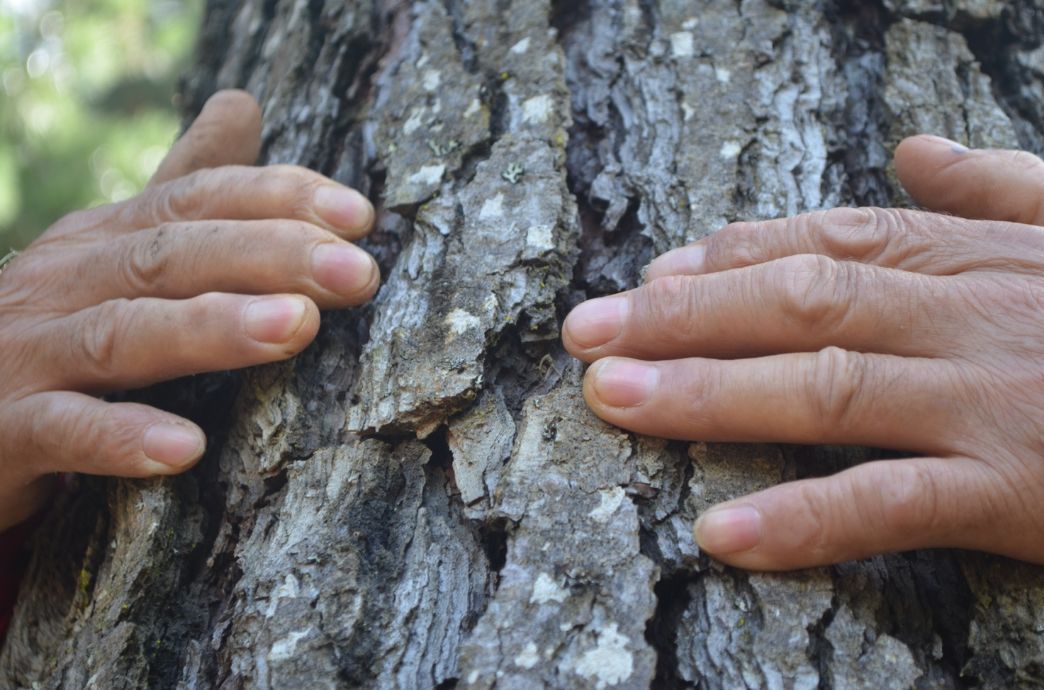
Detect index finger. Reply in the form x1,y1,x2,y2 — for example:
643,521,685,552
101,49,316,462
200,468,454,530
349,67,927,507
116,164,375,240
148,89,262,187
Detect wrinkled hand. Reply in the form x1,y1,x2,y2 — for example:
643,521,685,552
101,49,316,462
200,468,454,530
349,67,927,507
564,135,1044,570
0,91,379,531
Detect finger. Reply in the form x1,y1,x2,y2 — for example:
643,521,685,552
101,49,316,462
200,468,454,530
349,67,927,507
582,349,964,454
645,207,1044,280
692,457,1010,570
56,220,379,310
114,165,375,240
33,293,320,391
565,256,961,362
895,135,1044,226
149,89,262,187
3,391,206,479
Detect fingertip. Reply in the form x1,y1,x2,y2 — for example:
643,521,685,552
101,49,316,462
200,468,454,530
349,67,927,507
645,244,706,281
898,134,969,156
205,89,261,120
150,89,263,186
694,503,764,557
202,89,261,125
312,186,376,237
894,134,971,203
585,357,659,409
142,421,206,473
311,242,381,304
561,295,628,356
243,295,318,348
200,89,263,166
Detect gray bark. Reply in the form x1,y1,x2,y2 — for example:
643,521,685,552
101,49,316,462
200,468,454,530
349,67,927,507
3,0,1044,688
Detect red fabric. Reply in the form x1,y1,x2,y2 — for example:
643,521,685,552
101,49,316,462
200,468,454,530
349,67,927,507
0,522,33,641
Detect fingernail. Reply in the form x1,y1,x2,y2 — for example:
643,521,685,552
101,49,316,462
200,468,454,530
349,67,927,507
143,423,205,468
313,186,374,231
312,243,378,296
589,358,658,407
646,245,705,280
565,296,628,349
694,504,762,555
244,296,307,343
921,134,969,154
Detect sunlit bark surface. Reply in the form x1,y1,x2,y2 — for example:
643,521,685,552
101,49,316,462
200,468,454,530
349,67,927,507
4,1,1044,687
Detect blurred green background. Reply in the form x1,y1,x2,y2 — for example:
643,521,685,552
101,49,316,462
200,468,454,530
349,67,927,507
0,0,201,249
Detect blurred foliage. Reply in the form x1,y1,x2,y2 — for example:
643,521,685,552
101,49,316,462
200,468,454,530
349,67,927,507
0,0,201,249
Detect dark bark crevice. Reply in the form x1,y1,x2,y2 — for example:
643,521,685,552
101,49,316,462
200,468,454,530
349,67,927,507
5,1,1044,688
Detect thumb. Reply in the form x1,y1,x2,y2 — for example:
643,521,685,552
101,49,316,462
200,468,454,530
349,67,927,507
894,135,1044,226
693,457,1006,570
149,89,262,187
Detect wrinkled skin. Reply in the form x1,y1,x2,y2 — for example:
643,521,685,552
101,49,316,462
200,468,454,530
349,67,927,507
5,88,1043,574
565,135,1044,571
0,91,379,531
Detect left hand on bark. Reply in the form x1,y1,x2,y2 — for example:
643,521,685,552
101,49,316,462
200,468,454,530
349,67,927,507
563,135,1044,570
0,90,379,531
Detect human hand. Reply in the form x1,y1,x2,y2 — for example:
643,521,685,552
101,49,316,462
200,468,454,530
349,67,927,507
0,90,379,531
563,135,1044,570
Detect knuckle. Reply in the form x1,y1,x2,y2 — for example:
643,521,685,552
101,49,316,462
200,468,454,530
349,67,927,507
706,221,765,268
774,254,853,330
642,275,698,329
272,164,323,216
794,482,834,560
813,207,896,262
70,406,121,467
806,346,866,433
79,299,132,378
153,169,212,222
50,206,108,236
679,360,717,427
282,218,324,241
877,463,942,537
119,225,176,292
190,292,228,321
1006,150,1044,175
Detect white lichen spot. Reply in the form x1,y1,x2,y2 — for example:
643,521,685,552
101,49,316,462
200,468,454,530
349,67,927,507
515,642,540,669
403,109,425,135
588,487,626,524
669,32,694,58
682,17,699,30
531,572,568,605
479,193,505,220
522,94,554,125
269,630,309,662
715,67,732,83
265,573,300,618
409,164,445,186
720,141,742,159
464,98,482,118
510,37,531,54
526,224,554,251
467,670,480,684
574,624,634,689
422,69,441,91
445,308,481,336
416,52,429,68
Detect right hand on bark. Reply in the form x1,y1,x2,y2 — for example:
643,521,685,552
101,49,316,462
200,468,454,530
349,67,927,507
564,136,1044,571
0,90,379,531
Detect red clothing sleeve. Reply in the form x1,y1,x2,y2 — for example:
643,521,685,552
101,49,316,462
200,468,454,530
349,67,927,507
0,522,33,641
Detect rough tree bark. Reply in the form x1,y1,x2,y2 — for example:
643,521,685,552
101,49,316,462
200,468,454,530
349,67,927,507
3,0,1044,687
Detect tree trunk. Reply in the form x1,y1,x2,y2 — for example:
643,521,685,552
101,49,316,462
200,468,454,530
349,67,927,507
4,0,1044,687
